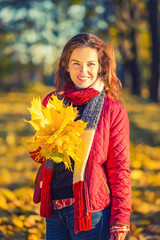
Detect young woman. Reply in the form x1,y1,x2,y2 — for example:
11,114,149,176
31,33,132,240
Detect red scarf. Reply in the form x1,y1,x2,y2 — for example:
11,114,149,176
62,82,100,105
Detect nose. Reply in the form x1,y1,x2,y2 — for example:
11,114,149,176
80,64,87,74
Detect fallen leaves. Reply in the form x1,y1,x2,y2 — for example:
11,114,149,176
23,215,42,228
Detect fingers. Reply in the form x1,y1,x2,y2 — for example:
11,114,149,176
110,233,118,240
110,232,127,240
110,233,115,240
119,232,127,240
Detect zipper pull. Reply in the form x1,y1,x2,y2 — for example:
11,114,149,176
86,209,90,219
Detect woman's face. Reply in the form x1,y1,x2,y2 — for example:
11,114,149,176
67,47,100,90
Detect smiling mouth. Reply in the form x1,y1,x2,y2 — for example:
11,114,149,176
77,76,90,81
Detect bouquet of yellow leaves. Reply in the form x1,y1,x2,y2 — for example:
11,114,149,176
24,95,87,170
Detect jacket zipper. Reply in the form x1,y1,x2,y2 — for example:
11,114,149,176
84,170,110,218
100,169,110,194
84,181,90,219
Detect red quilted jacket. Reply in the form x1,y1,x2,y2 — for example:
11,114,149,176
32,93,132,228
84,94,131,226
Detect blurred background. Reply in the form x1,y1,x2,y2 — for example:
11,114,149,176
0,0,160,239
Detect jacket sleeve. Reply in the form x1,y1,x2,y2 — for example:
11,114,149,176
29,147,45,163
106,102,132,227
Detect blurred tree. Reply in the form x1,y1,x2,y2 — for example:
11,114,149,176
113,0,142,96
147,0,160,102
0,0,158,102
0,0,86,89
0,0,114,90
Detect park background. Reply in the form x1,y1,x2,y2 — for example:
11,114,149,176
0,0,160,239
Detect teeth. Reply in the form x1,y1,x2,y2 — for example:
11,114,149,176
78,77,89,79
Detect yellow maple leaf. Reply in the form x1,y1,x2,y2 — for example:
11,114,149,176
28,97,44,121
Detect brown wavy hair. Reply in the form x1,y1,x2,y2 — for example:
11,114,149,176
54,33,122,101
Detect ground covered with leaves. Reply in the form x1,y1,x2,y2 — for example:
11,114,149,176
0,86,160,240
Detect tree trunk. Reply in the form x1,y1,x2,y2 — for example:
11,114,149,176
148,0,160,102
129,5,141,95
114,0,141,95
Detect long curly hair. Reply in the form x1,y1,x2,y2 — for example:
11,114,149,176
54,33,122,101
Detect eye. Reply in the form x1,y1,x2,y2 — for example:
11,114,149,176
73,62,80,65
88,63,95,66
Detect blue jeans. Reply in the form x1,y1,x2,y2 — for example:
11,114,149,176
46,204,110,240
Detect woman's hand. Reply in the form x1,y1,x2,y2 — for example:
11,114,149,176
110,232,127,240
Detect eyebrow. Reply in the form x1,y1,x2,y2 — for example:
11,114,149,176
70,59,97,62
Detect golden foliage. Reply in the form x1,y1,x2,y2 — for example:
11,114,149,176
24,95,87,169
